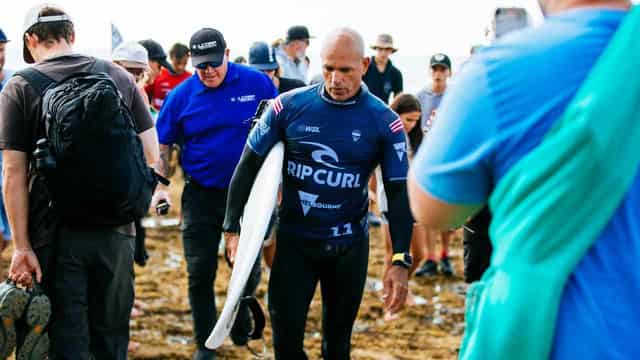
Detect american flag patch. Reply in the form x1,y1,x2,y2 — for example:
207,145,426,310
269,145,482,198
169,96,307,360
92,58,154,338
389,118,403,133
273,97,283,114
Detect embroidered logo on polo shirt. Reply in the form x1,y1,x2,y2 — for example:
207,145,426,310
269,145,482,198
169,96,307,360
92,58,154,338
230,95,257,103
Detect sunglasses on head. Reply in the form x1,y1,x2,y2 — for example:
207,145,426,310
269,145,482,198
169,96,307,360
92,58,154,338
196,62,221,70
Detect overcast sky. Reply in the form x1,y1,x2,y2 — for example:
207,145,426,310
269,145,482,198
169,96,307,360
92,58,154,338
2,0,545,67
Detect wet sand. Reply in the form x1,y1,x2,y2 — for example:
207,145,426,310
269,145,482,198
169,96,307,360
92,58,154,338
0,174,466,359
129,176,466,359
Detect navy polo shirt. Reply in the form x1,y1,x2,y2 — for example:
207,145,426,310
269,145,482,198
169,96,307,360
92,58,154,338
156,62,277,188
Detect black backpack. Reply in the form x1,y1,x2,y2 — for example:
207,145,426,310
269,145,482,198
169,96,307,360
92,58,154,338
17,60,166,226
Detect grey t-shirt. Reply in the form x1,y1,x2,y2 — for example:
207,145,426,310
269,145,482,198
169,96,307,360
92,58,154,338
416,87,444,131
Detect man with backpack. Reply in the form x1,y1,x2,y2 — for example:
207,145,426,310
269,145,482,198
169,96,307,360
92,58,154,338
0,4,160,359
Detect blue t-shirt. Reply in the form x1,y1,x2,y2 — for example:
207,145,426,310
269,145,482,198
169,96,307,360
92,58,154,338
412,8,639,359
156,62,277,188
249,84,408,241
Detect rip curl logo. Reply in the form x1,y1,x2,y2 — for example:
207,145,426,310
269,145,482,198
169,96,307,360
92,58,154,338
300,141,343,169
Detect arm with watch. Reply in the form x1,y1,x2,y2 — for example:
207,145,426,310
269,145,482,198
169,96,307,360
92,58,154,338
382,179,414,314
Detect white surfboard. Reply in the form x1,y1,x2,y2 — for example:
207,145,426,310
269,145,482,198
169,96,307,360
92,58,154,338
205,142,284,349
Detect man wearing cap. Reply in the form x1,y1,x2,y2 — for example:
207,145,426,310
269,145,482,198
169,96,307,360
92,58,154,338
146,43,192,111
0,4,160,358
275,25,312,83
151,28,276,360
362,34,403,104
249,41,306,94
139,39,175,110
413,52,454,277
113,41,151,94
416,53,451,131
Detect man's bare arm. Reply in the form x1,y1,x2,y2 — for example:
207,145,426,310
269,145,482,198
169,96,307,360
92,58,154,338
3,150,30,250
138,127,160,166
407,169,482,229
156,144,171,180
3,150,42,285
149,143,172,209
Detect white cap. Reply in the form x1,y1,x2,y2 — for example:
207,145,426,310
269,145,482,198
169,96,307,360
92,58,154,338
112,42,149,69
23,3,72,64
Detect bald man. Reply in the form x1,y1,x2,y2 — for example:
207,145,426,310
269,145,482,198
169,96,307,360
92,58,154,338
223,28,413,359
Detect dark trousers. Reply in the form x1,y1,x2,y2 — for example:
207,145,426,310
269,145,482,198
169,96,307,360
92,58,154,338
181,180,261,349
268,232,369,360
47,225,135,360
463,206,493,283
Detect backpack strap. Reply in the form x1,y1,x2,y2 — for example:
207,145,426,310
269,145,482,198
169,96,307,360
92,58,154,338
90,58,110,75
14,68,56,97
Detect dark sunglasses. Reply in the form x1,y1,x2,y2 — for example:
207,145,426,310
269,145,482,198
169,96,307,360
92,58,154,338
196,62,221,70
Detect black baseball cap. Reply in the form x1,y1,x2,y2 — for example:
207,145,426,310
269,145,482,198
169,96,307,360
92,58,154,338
286,25,312,43
248,42,278,71
430,53,451,70
190,28,227,68
139,39,174,73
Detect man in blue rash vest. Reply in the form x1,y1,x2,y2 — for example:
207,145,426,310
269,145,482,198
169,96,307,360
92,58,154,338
223,28,413,359
408,1,638,358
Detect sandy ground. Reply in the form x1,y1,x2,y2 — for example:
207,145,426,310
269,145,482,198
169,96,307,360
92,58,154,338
128,175,467,359
0,174,467,359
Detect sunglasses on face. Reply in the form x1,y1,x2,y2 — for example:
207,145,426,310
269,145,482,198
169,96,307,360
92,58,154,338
195,62,221,70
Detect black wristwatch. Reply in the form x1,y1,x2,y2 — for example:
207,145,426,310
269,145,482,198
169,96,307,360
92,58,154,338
391,252,412,269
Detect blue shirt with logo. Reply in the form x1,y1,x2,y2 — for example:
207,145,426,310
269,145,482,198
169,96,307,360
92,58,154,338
248,84,408,241
412,9,639,359
156,62,277,188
